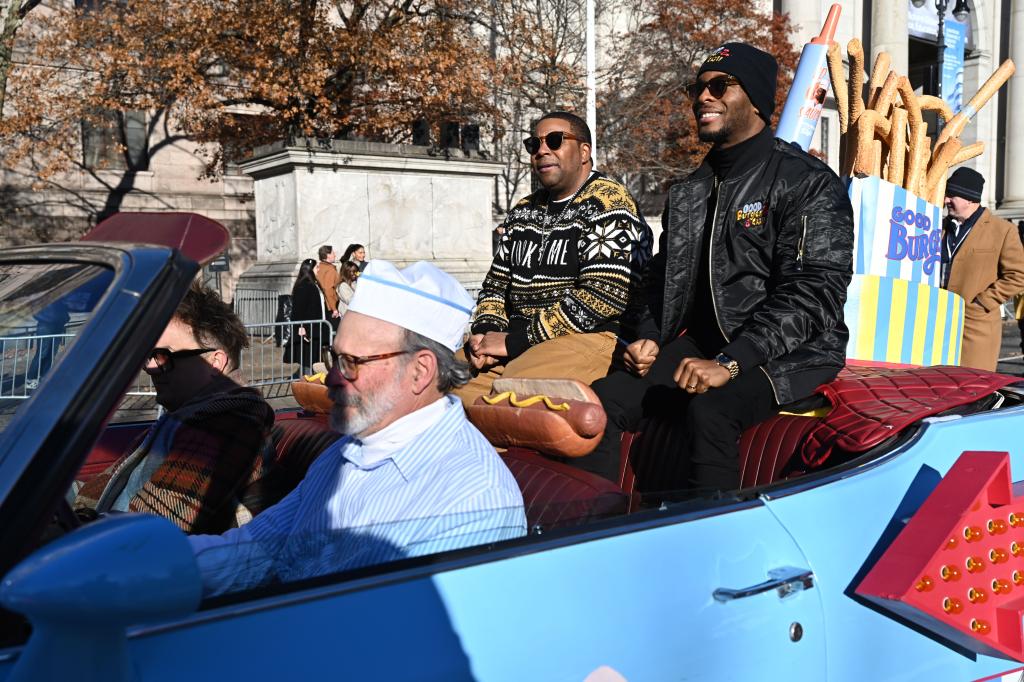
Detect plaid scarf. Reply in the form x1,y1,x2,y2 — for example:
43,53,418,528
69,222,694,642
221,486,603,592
76,375,275,535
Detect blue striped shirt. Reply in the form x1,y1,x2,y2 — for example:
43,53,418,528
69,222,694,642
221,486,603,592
189,395,526,596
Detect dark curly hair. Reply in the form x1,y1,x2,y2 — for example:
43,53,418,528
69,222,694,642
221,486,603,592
175,282,248,371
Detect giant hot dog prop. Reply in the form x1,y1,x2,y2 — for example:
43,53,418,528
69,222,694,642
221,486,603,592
466,378,607,458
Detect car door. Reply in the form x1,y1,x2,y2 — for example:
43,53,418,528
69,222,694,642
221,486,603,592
83,498,828,681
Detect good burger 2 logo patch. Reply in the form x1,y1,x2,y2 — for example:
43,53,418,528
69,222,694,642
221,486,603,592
704,46,731,63
736,201,766,228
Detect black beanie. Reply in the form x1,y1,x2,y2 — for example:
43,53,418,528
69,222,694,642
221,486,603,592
697,43,779,124
945,167,985,203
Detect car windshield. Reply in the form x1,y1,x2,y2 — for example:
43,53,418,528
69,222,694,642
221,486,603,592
0,262,113,433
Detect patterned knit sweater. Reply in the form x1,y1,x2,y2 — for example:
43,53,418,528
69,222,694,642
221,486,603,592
473,172,653,358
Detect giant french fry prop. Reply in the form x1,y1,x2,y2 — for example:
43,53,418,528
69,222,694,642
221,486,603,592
823,45,1014,369
830,46,1015,204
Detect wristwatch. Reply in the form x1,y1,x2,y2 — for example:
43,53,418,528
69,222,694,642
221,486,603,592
715,353,740,381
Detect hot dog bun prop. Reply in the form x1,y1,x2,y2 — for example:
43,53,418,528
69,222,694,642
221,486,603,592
292,369,333,414
775,3,842,151
465,378,607,458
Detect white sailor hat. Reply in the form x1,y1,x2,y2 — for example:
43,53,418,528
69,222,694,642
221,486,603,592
347,260,474,351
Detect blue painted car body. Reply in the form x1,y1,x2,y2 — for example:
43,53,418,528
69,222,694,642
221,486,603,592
1,239,1024,681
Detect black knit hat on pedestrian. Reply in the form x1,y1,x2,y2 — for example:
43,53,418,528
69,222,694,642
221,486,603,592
945,167,985,203
697,43,779,124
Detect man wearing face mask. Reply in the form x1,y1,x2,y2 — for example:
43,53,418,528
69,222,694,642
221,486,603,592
75,283,275,534
579,43,854,488
457,111,653,407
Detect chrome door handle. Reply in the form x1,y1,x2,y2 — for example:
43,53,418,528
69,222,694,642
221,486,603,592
713,567,815,602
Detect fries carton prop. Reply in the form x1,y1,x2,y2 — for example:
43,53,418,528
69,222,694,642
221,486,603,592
821,36,1015,366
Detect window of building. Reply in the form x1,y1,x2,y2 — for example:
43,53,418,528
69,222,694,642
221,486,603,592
81,111,149,171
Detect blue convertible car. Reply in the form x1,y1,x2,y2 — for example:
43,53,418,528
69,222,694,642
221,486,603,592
2,214,1024,681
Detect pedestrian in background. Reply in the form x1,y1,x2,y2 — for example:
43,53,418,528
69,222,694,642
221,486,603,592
940,168,1024,371
286,258,329,378
315,245,341,329
342,243,367,272
337,261,359,317
1016,220,1024,358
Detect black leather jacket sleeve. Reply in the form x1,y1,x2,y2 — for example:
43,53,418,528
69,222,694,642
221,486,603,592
721,167,854,371
633,228,668,342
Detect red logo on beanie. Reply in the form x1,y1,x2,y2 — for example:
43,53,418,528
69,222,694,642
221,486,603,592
706,46,732,63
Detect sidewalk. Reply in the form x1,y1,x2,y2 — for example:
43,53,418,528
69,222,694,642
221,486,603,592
997,319,1024,377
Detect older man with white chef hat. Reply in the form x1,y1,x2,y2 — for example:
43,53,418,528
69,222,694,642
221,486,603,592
190,261,526,596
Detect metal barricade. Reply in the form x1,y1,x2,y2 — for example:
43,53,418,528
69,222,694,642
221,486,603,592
240,319,334,389
3,319,335,400
233,289,281,327
0,333,76,399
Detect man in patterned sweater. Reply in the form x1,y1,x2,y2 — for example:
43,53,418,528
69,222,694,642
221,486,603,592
458,111,653,407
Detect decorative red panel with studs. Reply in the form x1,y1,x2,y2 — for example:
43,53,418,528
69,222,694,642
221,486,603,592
857,451,1024,661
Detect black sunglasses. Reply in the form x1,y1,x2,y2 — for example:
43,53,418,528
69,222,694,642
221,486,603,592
685,75,741,100
522,131,582,155
144,347,215,375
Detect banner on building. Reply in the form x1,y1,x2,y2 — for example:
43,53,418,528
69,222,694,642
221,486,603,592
943,19,967,114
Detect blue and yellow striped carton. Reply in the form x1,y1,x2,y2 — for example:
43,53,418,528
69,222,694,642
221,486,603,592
848,176,942,287
845,273,963,366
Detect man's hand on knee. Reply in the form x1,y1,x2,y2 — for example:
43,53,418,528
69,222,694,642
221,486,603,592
624,339,659,377
673,357,730,394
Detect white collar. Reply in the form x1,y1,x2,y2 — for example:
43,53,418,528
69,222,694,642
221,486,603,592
347,397,449,469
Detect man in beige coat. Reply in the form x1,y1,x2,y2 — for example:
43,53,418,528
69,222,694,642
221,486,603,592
315,244,341,329
941,168,1024,371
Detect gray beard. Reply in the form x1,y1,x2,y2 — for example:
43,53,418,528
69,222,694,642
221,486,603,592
328,375,402,437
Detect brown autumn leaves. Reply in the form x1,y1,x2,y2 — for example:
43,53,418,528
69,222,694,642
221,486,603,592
0,0,798,193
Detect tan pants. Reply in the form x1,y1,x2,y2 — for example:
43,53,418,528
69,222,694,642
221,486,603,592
454,331,618,408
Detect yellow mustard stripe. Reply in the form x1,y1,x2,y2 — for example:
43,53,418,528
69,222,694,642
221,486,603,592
931,288,949,366
910,282,931,366
778,407,832,418
855,275,879,360
886,278,908,363
481,391,570,411
303,372,327,384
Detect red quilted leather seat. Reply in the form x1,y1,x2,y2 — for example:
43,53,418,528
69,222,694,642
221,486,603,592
501,447,628,530
798,365,1018,467
617,414,818,509
80,422,150,482
738,414,820,487
617,365,1019,506
240,411,342,514
245,412,628,531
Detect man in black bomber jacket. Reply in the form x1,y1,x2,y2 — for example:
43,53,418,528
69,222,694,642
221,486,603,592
577,43,854,489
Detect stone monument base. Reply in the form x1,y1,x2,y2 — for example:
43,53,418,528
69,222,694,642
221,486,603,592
237,138,502,298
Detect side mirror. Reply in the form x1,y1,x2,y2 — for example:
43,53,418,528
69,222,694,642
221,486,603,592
0,514,201,682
